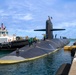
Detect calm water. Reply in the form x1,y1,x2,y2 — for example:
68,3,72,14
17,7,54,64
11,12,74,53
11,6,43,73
0,40,74,75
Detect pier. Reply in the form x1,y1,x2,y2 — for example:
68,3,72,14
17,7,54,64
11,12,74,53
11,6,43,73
68,51,76,75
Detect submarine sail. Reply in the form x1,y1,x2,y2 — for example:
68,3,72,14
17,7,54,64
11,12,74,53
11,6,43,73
34,16,65,39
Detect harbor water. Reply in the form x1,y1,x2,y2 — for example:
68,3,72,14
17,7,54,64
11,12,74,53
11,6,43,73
0,40,74,75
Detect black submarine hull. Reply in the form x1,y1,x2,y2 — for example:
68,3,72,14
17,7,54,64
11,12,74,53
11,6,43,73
0,38,70,64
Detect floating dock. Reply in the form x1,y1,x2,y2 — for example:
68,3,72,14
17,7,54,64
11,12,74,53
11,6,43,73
0,39,69,64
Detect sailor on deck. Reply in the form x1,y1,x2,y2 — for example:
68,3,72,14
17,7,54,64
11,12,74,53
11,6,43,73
16,48,19,56
28,38,33,47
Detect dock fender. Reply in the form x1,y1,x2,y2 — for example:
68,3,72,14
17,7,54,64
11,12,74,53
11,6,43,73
71,48,76,57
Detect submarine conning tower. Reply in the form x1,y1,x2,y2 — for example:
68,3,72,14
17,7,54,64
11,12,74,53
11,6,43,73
46,16,53,39
34,16,65,40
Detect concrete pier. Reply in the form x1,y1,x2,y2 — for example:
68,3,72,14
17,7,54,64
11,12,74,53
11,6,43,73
68,52,76,75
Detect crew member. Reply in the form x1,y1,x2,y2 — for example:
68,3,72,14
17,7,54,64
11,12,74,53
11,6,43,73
16,48,19,56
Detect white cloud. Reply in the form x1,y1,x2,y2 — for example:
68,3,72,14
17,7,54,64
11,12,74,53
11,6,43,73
0,10,9,16
5,0,36,11
17,29,33,33
12,13,33,21
0,0,76,38
21,14,33,21
57,21,76,28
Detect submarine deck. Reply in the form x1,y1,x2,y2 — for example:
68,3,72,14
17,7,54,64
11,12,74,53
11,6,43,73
0,39,69,64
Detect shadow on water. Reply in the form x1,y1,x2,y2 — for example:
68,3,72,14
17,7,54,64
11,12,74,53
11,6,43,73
0,50,13,58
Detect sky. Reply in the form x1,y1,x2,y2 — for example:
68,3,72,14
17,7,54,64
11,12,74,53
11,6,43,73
0,0,76,39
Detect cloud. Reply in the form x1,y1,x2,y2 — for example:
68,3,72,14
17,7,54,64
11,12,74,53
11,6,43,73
0,0,76,38
12,13,33,21
20,14,33,21
0,0,35,22
0,9,33,22
5,0,36,12
0,9,9,17
55,21,76,29
16,29,34,33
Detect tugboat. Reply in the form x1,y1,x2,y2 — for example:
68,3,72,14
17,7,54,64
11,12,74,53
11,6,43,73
0,23,16,43
0,23,29,51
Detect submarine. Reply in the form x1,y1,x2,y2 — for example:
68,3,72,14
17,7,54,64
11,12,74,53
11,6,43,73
0,16,69,64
